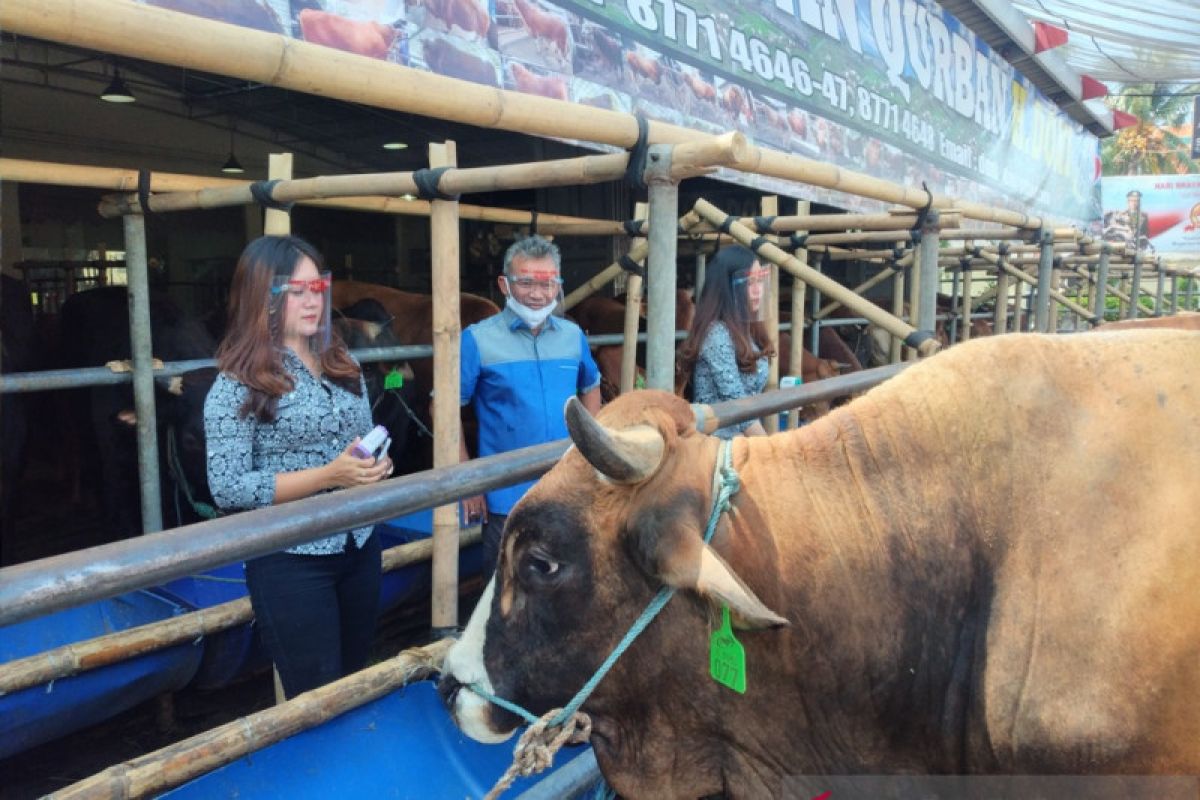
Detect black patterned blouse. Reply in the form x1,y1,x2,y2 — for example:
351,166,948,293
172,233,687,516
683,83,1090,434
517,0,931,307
691,321,768,439
203,349,374,555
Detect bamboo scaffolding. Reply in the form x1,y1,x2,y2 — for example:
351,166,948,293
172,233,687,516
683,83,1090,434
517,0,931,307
621,202,649,394
49,638,453,800
96,134,748,218
813,259,912,320
0,530,479,696
1064,265,1134,304
762,195,780,434
689,200,939,357
429,141,461,636
560,240,648,311
977,252,1098,322
684,210,962,235
0,157,609,230
1,0,1043,228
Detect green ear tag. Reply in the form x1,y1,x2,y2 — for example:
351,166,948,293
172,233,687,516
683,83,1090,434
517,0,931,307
384,368,405,390
634,374,646,389
709,605,746,694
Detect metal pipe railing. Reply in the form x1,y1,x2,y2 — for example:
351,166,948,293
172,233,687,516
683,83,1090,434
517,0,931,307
0,328,716,395
0,364,904,627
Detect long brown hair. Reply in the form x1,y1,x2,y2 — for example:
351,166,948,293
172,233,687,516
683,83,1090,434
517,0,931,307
677,246,774,390
215,235,361,422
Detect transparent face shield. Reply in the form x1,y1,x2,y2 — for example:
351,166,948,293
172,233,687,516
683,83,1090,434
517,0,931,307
269,272,334,355
500,272,566,326
730,263,769,324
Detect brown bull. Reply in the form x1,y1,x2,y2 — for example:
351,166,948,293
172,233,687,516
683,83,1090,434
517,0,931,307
1096,310,1200,331
442,330,1200,797
330,279,499,400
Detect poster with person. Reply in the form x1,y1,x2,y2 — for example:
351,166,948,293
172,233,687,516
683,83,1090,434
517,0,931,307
1102,175,1200,259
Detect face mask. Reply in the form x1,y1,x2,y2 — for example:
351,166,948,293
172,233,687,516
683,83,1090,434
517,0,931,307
506,295,557,329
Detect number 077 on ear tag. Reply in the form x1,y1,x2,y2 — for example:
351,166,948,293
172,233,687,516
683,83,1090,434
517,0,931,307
710,605,747,694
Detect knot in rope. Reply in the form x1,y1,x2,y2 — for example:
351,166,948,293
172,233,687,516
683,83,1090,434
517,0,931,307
483,708,592,800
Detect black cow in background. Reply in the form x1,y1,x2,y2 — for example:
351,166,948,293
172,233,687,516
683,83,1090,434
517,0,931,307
2,274,37,553
161,298,423,529
57,286,217,540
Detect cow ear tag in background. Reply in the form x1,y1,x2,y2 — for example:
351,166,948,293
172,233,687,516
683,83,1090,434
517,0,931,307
384,368,405,390
710,605,746,694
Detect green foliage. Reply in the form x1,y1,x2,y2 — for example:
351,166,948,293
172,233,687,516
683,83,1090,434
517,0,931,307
1102,83,1200,176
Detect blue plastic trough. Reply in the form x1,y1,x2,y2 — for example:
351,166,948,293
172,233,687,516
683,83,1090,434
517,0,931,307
0,589,203,760
162,680,597,799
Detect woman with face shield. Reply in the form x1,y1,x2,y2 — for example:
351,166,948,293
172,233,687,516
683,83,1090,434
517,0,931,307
203,235,393,699
677,245,775,438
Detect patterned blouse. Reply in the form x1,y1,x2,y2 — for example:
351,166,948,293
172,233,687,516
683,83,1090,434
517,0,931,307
691,321,769,439
204,349,374,555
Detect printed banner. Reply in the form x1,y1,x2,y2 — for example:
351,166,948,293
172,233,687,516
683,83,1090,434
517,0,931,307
145,0,1102,225
1193,95,1200,160
1101,174,1200,259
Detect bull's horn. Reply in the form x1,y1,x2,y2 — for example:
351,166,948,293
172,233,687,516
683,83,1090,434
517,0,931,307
564,397,664,484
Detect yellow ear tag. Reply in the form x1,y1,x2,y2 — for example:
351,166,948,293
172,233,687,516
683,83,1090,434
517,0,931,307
384,369,405,390
709,605,746,694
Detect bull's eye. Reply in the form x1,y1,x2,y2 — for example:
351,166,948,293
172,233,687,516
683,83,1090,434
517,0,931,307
520,551,562,586
530,555,559,576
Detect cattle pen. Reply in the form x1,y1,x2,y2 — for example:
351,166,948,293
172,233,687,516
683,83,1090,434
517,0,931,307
3,0,1200,795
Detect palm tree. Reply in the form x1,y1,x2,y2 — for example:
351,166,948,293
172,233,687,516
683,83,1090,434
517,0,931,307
1101,83,1200,176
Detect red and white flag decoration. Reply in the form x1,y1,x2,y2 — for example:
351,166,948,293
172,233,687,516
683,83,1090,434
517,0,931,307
1032,21,1068,53
1080,75,1108,100
1112,109,1140,130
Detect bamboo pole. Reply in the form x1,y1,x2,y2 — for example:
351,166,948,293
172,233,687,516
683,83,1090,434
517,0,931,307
49,639,453,800
691,199,939,357
0,158,611,230
264,154,293,704
762,195,780,434
644,145,680,391
0,530,479,695
97,134,750,219
890,264,904,364
621,202,648,394
789,201,810,385
429,142,461,637
960,262,974,342
0,0,1042,228
263,154,292,235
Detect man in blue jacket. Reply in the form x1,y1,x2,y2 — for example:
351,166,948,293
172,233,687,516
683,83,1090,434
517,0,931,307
460,235,601,576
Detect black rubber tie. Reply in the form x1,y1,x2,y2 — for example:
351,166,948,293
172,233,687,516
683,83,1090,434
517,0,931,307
412,167,458,201
624,114,650,193
753,216,776,234
623,219,643,237
790,233,809,249
137,169,155,217
529,210,538,235
749,235,771,252
618,254,645,278
249,180,295,212
718,215,736,235
903,329,935,348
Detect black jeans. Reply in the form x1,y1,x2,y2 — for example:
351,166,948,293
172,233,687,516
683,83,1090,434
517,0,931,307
245,531,382,699
481,513,507,579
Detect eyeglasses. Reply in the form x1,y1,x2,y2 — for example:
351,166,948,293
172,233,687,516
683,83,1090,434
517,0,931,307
506,276,563,293
272,277,331,296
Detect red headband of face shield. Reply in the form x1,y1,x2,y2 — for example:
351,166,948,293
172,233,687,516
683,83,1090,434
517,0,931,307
272,277,331,296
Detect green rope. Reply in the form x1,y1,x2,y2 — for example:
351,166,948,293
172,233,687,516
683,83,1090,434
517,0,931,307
470,438,739,727
166,425,219,521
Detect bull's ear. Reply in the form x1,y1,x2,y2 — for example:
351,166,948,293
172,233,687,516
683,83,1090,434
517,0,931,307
640,517,788,630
